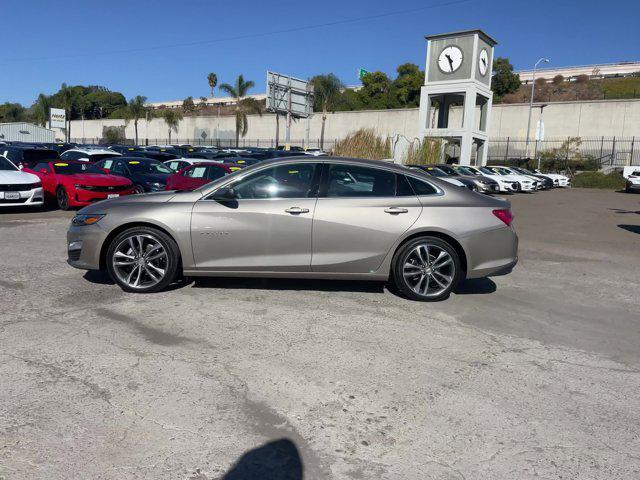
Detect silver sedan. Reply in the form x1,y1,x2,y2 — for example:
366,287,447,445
67,157,518,301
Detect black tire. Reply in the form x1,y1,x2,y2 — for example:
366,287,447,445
105,226,181,293
391,236,462,302
56,186,70,210
133,185,145,194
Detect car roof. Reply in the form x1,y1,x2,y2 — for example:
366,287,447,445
66,148,121,155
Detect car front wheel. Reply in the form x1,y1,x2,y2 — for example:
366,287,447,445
57,186,70,210
392,236,462,302
106,226,180,293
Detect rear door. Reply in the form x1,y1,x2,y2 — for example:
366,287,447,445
311,163,422,273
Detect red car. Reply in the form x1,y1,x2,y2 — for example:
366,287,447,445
26,160,136,210
165,162,234,191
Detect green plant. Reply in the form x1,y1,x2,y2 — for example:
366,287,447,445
102,126,125,144
310,73,344,150
572,171,626,189
405,138,443,165
207,73,218,97
162,109,183,143
219,75,262,147
123,95,148,145
333,129,391,159
491,57,521,100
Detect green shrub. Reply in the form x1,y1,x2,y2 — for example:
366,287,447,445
333,128,391,159
572,171,626,189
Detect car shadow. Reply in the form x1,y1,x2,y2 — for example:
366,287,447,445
453,277,497,295
191,276,386,294
218,438,302,480
82,270,191,292
618,224,640,235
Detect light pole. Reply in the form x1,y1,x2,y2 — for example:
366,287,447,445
524,57,549,159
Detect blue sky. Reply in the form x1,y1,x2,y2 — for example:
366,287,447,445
3,0,639,106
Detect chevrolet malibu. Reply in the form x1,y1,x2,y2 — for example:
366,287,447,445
67,157,518,301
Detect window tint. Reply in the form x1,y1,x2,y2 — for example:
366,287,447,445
33,163,50,172
230,163,317,199
206,166,227,181
407,176,438,195
111,161,127,174
396,175,415,196
326,164,396,197
61,151,78,160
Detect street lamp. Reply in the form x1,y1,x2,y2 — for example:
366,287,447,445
524,57,550,159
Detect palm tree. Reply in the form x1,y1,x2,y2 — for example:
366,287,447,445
162,109,183,144
207,73,218,97
219,75,262,147
311,74,344,150
123,95,148,145
60,83,74,141
33,94,49,127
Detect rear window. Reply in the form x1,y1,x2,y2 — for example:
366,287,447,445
89,153,120,162
407,176,438,195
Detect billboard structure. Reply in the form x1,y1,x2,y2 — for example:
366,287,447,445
266,71,314,145
49,108,66,129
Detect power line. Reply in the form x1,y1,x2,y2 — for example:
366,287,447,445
1,0,473,63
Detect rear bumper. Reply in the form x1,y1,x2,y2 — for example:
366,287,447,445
463,226,519,279
626,182,640,191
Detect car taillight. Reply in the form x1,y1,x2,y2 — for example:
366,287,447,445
493,208,514,226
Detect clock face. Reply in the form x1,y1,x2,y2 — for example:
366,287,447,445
438,46,463,74
478,48,489,76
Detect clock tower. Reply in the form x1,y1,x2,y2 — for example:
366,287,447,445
418,30,497,165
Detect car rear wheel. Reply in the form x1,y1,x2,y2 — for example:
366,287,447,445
56,186,70,210
392,236,461,302
106,226,180,293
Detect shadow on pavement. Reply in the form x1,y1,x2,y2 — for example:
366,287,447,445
189,439,302,480
453,277,497,295
191,276,385,294
618,224,640,235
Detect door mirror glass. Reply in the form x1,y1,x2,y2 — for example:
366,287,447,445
211,187,236,201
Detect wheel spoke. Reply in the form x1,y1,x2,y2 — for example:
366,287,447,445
114,259,136,266
145,243,163,256
431,273,448,289
126,265,140,285
414,246,425,265
146,262,165,276
146,251,167,262
424,245,431,266
113,234,168,289
144,266,159,282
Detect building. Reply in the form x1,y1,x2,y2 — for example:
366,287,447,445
146,94,268,110
518,61,640,84
0,122,56,143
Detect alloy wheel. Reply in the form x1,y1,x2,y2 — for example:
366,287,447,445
402,243,455,298
111,234,168,289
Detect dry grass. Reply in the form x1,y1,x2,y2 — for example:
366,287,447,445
333,128,391,160
405,137,443,165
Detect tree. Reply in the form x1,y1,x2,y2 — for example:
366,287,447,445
310,74,344,150
357,71,398,109
491,57,521,100
552,74,565,85
393,63,425,107
32,94,50,127
182,96,196,113
198,96,208,110
0,102,27,122
123,95,148,145
207,73,218,97
162,109,182,143
219,74,263,147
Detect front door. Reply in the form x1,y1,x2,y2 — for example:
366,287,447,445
191,162,320,271
311,163,422,273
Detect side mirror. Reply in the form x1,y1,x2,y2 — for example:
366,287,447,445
211,187,235,201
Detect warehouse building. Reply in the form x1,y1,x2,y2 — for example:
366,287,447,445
0,122,56,143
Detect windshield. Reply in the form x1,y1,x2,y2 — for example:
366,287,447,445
455,166,479,176
23,149,59,161
437,165,460,176
419,166,447,177
480,167,498,175
126,159,173,174
90,153,120,162
495,167,513,175
52,162,106,175
0,156,18,171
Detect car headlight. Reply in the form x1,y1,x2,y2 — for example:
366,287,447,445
30,181,42,189
72,214,106,226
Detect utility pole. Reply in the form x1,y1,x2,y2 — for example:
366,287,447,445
525,57,550,159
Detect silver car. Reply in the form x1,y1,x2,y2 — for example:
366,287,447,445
67,157,518,301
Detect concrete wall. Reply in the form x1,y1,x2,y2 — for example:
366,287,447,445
66,99,640,144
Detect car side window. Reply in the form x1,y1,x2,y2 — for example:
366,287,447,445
34,163,50,173
111,161,126,174
102,159,115,170
61,151,77,160
325,164,401,198
228,163,318,199
185,166,207,178
407,176,438,196
206,166,227,181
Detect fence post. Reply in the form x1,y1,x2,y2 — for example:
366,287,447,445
611,136,616,165
599,136,604,159
630,137,635,166
505,137,510,162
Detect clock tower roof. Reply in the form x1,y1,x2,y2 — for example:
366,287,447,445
425,29,498,46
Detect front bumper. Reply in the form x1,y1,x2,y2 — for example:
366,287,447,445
70,187,136,207
476,183,500,194
626,181,640,191
67,223,109,270
0,187,44,207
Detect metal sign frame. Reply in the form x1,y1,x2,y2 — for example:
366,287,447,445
266,71,314,146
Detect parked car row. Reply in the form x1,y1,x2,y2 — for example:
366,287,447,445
407,163,570,194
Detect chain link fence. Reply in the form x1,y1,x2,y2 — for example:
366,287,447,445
72,137,339,151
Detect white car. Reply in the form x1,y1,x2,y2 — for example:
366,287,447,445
463,166,518,193
163,158,225,171
623,166,640,193
60,148,121,163
494,165,544,190
0,155,44,208
482,166,538,192
534,169,570,187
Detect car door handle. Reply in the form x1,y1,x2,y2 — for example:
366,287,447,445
285,207,310,214
384,207,409,214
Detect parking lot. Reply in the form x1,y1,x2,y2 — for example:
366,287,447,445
1,188,639,479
